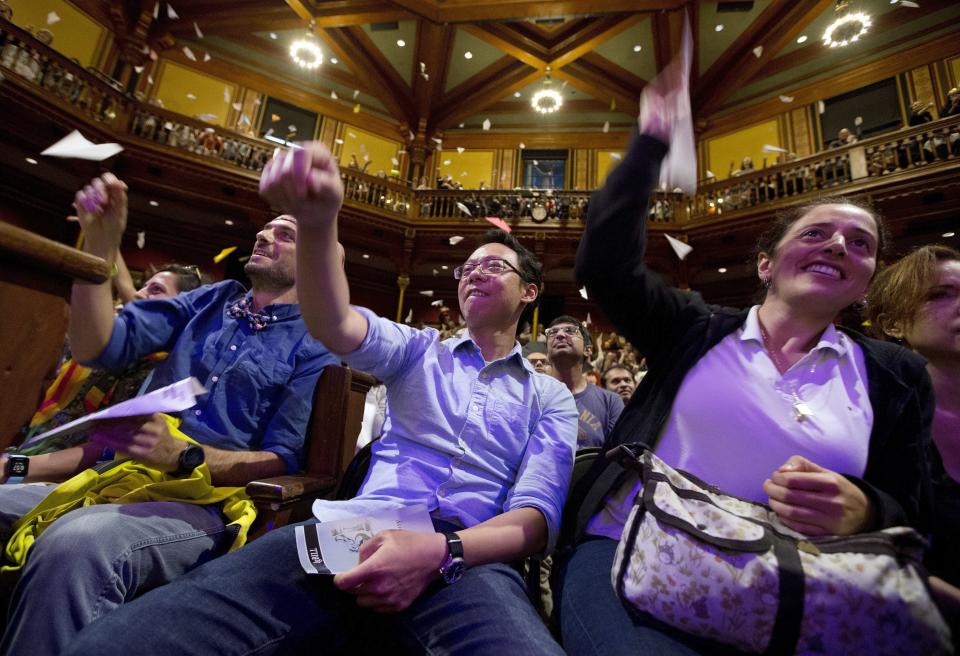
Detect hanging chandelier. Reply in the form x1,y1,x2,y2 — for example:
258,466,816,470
822,1,871,48
290,21,323,70
531,67,563,115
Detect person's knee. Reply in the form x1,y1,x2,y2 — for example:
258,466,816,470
28,507,135,566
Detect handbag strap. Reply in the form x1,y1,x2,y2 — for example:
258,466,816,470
765,535,804,655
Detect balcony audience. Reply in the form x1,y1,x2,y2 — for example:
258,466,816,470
866,245,960,591
60,143,577,656
0,176,336,655
940,88,960,119
555,61,937,654
909,100,934,126
829,127,859,149
545,316,623,448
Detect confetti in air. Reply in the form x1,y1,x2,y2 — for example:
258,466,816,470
182,46,196,61
448,235,464,245
665,234,693,260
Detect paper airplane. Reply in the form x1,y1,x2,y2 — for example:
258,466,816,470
353,89,360,99
482,118,491,131
778,94,793,103
152,2,159,20
182,46,196,62
449,235,464,245
431,299,443,307
232,102,242,111
330,90,338,100
762,144,788,153
419,290,434,297
602,121,610,133
134,65,144,74
186,92,197,100
443,159,451,166
896,0,919,7
167,3,179,19
334,137,343,144
456,202,472,217
41,130,123,161
665,234,692,260
404,308,413,323
47,11,61,25
485,217,511,233
579,287,588,300
193,21,203,38
136,231,146,249
457,147,464,154
203,52,211,63
752,46,763,58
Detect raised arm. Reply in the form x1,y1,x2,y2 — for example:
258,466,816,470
68,173,129,362
259,145,368,354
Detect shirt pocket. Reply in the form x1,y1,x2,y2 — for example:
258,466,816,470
483,398,533,467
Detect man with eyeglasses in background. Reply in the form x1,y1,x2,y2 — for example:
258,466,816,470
546,316,623,447
62,144,577,656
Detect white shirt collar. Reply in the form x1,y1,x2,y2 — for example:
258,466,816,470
739,305,848,357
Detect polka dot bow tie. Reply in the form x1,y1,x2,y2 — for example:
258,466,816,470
227,297,275,331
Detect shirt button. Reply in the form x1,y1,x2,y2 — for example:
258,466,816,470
472,404,480,413
229,345,238,351
211,376,219,383
195,409,202,416
437,488,446,497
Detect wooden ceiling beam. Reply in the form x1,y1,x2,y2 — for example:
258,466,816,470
651,9,683,75
163,2,409,36
411,20,455,127
548,15,642,69
433,61,541,130
577,52,647,92
285,0,313,22
693,0,834,116
318,26,416,126
462,23,549,70
554,61,638,115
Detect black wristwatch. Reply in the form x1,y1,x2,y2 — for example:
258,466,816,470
170,444,205,477
4,455,29,485
438,532,465,584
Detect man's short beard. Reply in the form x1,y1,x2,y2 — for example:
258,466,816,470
244,261,295,292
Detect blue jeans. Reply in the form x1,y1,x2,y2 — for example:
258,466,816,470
61,520,566,656
0,484,231,655
554,537,735,656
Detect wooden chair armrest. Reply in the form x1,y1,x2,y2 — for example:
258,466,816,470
245,474,337,503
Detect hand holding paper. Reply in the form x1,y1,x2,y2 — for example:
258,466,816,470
259,143,344,229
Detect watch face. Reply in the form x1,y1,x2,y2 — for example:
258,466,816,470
442,559,465,584
9,458,28,476
182,445,205,469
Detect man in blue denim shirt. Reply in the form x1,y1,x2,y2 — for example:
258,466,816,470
61,145,578,656
0,173,335,655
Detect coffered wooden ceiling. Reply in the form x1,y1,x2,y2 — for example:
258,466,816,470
88,0,960,139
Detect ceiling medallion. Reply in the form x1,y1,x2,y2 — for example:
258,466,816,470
822,1,871,48
531,67,563,115
290,22,323,70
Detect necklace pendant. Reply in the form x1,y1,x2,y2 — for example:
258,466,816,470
793,401,813,422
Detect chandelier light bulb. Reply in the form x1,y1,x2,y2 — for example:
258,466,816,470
531,88,563,114
822,11,871,48
290,34,323,70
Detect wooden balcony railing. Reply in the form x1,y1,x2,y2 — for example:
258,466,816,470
3,16,959,232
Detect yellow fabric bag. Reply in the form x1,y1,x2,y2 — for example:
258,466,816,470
3,414,256,573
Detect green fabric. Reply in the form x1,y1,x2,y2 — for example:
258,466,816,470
3,415,256,573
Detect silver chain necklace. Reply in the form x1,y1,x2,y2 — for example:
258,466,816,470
759,321,815,422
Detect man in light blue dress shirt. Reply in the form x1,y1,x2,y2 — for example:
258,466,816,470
63,145,578,656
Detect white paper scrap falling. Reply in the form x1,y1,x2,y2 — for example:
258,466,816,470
186,92,197,100
134,65,144,74
762,144,787,153
404,308,413,323
898,0,919,7
330,90,338,100
353,89,360,99
854,116,863,126
778,94,794,103
579,286,588,300
419,290,434,297
610,153,622,161
334,138,343,144
457,146,464,154
41,130,123,162
136,231,146,249
47,11,61,25
817,100,825,114
602,121,610,133
20,377,206,448
455,202,472,217
391,157,399,166
203,52,211,63
193,21,204,38
665,234,692,260
152,2,159,20
431,299,443,307
232,102,242,111
449,235,464,245
182,46,196,61
752,45,763,58
482,118,491,131
167,3,179,19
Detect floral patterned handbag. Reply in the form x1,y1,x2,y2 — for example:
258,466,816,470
609,444,953,655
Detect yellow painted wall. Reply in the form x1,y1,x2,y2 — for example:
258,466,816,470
596,150,625,186
340,126,403,177
437,150,494,189
949,57,960,89
154,61,236,127
706,120,782,181
6,0,104,67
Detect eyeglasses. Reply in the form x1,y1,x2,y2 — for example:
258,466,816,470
454,258,522,280
544,325,582,339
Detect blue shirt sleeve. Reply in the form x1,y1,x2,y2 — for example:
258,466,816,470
85,281,242,370
505,376,578,553
338,306,434,386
